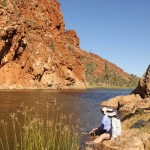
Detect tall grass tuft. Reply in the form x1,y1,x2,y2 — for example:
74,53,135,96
0,101,81,150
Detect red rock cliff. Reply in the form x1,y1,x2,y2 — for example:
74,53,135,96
0,0,87,89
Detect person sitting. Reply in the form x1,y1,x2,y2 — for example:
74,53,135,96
111,114,121,145
86,107,116,145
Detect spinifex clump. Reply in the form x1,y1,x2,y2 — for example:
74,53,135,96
0,101,81,150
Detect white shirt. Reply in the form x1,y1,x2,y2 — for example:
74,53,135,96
111,117,121,139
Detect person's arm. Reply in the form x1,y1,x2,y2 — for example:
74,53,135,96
89,116,106,134
101,115,107,125
89,128,98,134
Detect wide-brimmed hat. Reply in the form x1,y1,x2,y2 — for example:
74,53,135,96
101,107,116,116
101,107,113,113
105,111,116,117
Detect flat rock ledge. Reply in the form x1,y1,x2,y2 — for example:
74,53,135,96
100,130,150,150
100,94,150,114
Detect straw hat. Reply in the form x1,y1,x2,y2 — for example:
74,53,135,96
105,111,116,117
101,107,113,113
101,107,116,116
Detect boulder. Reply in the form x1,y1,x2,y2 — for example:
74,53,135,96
132,65,150,98
100,94,143,113
100,95,123,109
118,94,142,113
122,137,144,150
100,131,150,150
119,131,150,150
137,98,150,109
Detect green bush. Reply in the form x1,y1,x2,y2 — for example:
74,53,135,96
68,45,73,50
1,0,6,6
50,41,55,51
85,62,94,75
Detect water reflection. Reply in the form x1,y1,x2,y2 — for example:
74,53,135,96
0,88,132,148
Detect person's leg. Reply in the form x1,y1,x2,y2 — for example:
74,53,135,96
93,133,110,144
95,127,102,136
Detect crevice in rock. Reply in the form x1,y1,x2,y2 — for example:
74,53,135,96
67,66,73,71
0,29,17,67
13,36,27,60
56,23,61,30
28,66,34,74
65,77,75,86
33,68,47,82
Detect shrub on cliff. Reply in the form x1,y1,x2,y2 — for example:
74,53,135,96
85,68,138,87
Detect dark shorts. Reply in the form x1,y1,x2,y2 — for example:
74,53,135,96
90,127,112,138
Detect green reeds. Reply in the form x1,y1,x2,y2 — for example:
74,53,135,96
0,101,81,150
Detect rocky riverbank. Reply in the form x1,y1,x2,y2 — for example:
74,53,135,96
99,65,150,150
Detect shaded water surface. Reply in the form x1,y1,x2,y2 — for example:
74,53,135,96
0,88,132,148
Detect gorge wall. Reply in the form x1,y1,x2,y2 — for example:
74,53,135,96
0,0,138,89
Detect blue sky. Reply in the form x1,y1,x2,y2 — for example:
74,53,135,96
59,0,150,77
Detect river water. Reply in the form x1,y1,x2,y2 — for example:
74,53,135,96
0,88,132,149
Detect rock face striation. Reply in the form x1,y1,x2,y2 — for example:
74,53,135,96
0,0,87,89
0,0,138,89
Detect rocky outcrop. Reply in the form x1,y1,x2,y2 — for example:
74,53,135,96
132,65,150,98
99,65,150,150
101,132,150,150
101,94,150,114
101,94,142,111
100,95,121,108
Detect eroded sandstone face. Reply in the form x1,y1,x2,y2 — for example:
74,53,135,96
132,65,150,98
0,0,87,89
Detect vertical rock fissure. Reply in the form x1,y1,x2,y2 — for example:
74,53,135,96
0,29,17,66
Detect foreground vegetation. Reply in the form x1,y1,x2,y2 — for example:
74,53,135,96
0,101,81,150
